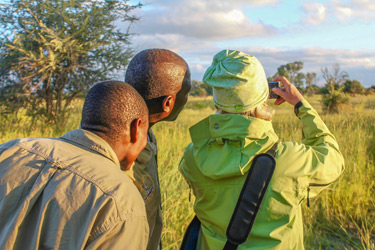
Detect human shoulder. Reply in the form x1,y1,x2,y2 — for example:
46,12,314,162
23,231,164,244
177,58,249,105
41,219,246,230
10,135,145,217
0,137,62,162
273,140,306,166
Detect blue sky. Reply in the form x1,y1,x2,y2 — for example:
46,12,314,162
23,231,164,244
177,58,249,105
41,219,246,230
126,0,375,87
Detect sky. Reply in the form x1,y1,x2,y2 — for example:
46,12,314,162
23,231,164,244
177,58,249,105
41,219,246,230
124,0,375,87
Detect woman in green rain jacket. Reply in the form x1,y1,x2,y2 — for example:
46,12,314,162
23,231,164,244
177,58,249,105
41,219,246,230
179,50,344,250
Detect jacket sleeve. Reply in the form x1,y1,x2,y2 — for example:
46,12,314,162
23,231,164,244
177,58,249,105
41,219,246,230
277,99,345,199
85,215,149,250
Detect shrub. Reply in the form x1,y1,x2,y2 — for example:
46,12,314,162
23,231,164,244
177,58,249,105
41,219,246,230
322,84,349,113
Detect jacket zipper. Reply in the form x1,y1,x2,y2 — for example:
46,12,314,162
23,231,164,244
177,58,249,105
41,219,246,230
307,182,333,207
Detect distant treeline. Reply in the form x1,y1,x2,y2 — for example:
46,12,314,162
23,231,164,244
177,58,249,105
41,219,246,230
190,62,375,97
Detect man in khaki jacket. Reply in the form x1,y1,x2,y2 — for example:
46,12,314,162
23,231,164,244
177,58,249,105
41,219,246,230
0,81,150,250
125,49,192,250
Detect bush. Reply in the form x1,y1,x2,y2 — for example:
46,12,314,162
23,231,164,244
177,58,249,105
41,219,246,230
343,80,366,96
322,85,349,113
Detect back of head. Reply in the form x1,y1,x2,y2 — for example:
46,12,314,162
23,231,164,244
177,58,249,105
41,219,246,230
203,50,269,114
81,81,148,143
125,48,189,101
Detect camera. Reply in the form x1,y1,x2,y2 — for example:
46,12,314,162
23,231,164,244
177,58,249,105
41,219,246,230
268,81,280,99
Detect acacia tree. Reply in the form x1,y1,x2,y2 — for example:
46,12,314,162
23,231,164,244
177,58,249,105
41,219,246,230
0,0,141,128
273,61,305,89
305,72,317,88
305,72,317,96
320,64,349,113
321,63,348,89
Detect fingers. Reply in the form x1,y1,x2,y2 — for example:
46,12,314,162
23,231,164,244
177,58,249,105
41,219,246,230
274,97,285,105
272,88,286,106
272,87,283,96
271,77,304,106
273,76,291,86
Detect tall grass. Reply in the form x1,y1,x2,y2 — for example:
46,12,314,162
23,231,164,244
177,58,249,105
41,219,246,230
301,96,375,250
0,99,82,143
1,95,374,249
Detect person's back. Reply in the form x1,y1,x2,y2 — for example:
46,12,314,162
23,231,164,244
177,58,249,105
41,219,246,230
179,50,345,249
0,132,147,249
0,81,150,249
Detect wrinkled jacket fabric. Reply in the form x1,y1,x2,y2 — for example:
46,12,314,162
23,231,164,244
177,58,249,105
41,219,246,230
179,100,344,250
126,129,162,250
0,129,149,250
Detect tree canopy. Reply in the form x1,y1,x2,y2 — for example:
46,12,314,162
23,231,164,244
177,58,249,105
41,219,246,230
273,61,305,89
343,80,366,95
0,0,141,127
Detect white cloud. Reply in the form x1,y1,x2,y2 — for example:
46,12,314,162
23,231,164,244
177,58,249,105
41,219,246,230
218,0,280,7
300,1,375,25
301,2,328,25
334,6,354,21
130,0,278,41
189,63,205,74
331,0,375,21
147,0,280,8
185,46,375,87
122,1,375,87
351,0,375,10
130,33,215,53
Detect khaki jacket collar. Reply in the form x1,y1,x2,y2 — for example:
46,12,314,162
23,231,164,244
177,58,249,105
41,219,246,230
60,129,120,168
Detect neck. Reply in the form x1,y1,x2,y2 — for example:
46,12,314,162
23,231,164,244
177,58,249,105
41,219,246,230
89,130,126,161
148,112,166,128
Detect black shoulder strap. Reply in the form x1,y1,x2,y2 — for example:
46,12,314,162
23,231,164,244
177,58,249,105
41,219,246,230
180,215,201,250
265,143,277,158
180,144,278,250
223,143,277,250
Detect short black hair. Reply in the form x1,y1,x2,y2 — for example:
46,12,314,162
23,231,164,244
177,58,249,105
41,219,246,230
81,81,148,143
125,49,188,101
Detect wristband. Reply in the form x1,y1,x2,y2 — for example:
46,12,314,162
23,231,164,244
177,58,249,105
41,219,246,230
294,100,303,116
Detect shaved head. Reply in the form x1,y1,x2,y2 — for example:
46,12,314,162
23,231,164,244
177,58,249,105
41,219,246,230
125,49,190,101
81,81,148,143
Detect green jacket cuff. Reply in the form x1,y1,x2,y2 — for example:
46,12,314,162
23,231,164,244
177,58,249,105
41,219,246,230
295,99,310,117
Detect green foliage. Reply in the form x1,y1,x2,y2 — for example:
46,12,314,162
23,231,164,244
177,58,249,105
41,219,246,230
273,61,305,89
304,71,318,96
305,72,317,87
189,80,212,96
367,88,375,95
322,84,350,113
320,64,351,113
305,84,320,96
0,0,140,129
343,80,366,95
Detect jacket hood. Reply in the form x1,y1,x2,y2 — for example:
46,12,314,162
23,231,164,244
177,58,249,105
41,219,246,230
188,114,278,180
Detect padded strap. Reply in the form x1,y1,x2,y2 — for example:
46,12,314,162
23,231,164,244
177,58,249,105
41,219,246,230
180,216,201,250
224,143,277,250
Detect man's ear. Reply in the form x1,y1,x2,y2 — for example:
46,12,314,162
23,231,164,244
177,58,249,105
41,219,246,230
130,118,142,143
162,95,175,115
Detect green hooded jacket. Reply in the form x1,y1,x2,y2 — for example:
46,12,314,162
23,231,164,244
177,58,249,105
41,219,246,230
179,99,344,250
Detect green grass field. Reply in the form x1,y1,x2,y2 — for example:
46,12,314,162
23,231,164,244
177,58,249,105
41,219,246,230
1,94,374,249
